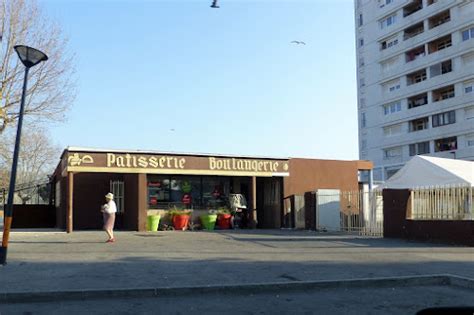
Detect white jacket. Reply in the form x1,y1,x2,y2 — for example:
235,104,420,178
103,200,117,214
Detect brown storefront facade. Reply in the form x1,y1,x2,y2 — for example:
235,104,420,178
52,148,372,232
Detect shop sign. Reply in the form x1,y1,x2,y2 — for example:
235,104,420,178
65,151,290,177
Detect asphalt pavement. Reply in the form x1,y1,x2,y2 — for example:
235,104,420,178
1,230,473,293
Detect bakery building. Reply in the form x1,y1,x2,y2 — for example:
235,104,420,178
52,147,373,232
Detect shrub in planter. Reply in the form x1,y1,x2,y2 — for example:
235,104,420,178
200,210,218,231
146,214,161,232
216,207,232,229
169,208,192,231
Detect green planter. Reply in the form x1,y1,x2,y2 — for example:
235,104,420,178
147,215,160,232
200,214,217,230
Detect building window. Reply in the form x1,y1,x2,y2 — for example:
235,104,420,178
409,117,429,132
381,56,399,72
379,0,393,8
466,134,474,147
428,34,452,54
360,77,366,87
462,52,474,66
389,84,400,92
434,137,457,152
406,45,425,62
383,101,402,115
359,14,363,26
380,14,397,29
110,180,125,213
380,37,399,50
409,141,430,156
407,69,427,85
383,146,402,160
432,85,455,102
427,0,438,5
386,168,401,179
408,93,428,109
428,10,450,29
359,38,364,47
403,0,422,18
147,175,231,209
383,123,403,137
465,106,474,120
464,81,474,94
359,57,365,67
361,113,367,128
461,26,474,41
429,59,452,78
384,79,401,93
432,110,456,127
361,139,367,150
359,98,366,108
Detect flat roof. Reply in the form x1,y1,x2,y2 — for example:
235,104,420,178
61,146,373,167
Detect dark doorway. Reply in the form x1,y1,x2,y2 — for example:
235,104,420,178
256,177,283,228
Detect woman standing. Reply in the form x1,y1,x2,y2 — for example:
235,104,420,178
101,193,117,243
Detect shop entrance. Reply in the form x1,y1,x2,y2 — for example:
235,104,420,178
256,177,283,229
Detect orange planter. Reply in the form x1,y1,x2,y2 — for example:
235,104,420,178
172,214,190,231
217,214,232,229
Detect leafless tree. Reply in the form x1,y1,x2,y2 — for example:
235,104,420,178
0,0,76,135
0,128,60,203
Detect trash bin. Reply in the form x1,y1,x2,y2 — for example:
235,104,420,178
147,215,160,232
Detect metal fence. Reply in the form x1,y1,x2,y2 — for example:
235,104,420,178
316,190,384,237
409,185,473,220
342,190,383,236
0,181,52,211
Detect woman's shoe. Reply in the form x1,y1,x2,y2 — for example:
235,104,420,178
106,238,115,243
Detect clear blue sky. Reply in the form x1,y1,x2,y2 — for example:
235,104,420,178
41,0,359,160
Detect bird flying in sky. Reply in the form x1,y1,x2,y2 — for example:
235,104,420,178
210,0,219,8
291,41,306,45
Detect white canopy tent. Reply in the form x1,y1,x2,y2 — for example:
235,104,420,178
382,156,474,189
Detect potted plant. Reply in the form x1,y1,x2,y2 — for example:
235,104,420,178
200,209,218,231
146,213,161,232
169,207,192,231
216,207,232,229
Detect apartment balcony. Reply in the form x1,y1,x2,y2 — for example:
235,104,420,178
432,85,455,103
403,22,424,41
403,0,423,18
405,45,426,63
428,9,451,30
428,34,452,54
409,117,429,132
406,69,427,86
408,92,428,109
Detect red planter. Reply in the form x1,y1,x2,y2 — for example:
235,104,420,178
172,214,190,231
217,214,232,229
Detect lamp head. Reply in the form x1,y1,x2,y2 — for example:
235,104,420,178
14,45,48,68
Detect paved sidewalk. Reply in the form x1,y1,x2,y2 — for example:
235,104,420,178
1,230,473,293
1,285,473,315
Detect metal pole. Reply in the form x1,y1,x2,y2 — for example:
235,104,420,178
0,67,29,265
368,169,374,192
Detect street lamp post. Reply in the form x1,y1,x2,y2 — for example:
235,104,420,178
0,45,48,265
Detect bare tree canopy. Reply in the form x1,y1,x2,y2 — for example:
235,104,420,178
0,0,76,134
0,128,60,190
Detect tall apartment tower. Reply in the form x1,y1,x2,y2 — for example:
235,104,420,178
354,0,474,182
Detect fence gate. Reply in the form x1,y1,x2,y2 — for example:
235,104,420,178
316,189,341,232
314,189,383,236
